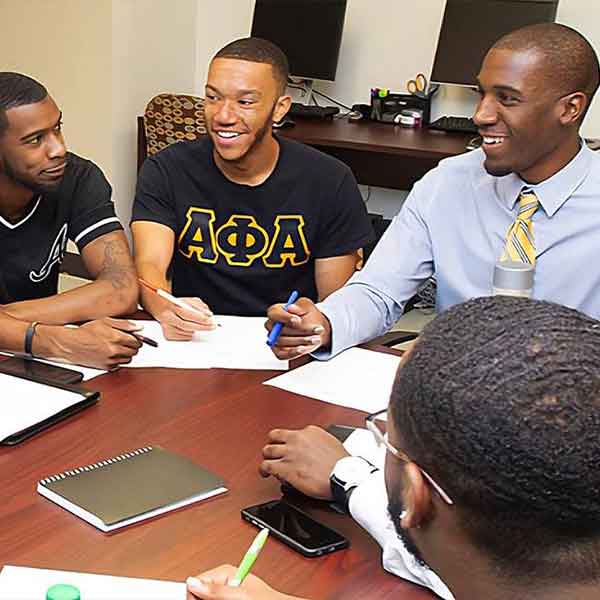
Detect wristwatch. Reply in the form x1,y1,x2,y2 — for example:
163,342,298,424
330,456,378,513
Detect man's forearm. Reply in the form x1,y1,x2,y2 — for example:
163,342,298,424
0,312,30,353
316,280,402,359
136,260,177,319
3,276,138,325
0,312,63,358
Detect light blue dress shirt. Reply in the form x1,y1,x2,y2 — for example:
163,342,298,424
319,142,600,357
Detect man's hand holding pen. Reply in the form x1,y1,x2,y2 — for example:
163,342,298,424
265,297,331,360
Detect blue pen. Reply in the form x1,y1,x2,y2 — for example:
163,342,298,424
266,290,299,347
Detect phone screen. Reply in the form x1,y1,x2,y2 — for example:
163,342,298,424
0,357,83,385
242,500,348,553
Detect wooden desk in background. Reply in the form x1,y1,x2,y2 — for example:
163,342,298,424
136,114,470,191
0,365,435,599
278,117,471,190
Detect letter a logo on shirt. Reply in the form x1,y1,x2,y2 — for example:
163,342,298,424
263,215,310,268
29,223,68,283
178,207,218,263
216,215,269,266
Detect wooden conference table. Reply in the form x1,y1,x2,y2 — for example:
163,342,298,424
0,363,435,599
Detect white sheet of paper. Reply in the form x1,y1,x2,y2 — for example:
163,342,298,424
0,565,185,600
0,374,87,442
126,317,288,371
264,347,401,412
37,316,287,376
126,320,213,369
204,316,288,370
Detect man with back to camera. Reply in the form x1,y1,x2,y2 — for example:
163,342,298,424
265,22,600,359
248,22,600,597
0,72,142,369
185,296,600,600
131,37,373,340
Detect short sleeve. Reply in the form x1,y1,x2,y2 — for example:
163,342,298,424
130,156,177,231
68,162,123,251
315,169,374,259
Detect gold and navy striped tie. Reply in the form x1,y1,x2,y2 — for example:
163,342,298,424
501,190,540,265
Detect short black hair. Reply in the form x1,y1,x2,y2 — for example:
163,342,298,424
492,23,600,121
392,296,600,584
0,72,48,137
213,37,289,95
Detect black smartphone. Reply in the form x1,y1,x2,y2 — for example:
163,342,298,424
241,500,349,557
0,357,84,385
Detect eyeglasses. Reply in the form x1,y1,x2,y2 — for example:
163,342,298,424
365,409,454,506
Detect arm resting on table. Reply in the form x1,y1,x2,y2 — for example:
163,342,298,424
2,230,138,324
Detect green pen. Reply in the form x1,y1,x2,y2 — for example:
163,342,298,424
229,528,269,587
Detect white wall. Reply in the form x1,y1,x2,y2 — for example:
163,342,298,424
0,0,113,179
194,0,256,94
112,0,198,229
557,0,600,137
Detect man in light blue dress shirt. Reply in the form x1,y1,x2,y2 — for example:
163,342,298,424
266,23,600,361
257,23,600,600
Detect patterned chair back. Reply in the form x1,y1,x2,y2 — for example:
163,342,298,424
143,93,207,157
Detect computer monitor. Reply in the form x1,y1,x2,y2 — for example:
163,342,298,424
431,0,559,87
250,0,347,82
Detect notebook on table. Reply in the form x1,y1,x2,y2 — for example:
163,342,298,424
37,445,227,532
0,372,99,445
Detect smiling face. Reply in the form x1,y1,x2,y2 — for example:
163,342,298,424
0,95,67,192
474,48,582,183
204,58,290,166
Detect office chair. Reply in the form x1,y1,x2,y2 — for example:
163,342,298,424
138,93,207,169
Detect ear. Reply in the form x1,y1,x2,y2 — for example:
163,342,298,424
272,94,292,123
400,462,434,529
558,91,588,126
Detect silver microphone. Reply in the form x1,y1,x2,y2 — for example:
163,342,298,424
493,260,534,298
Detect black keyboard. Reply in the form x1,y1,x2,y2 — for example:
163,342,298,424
428,115,478,134
288,103,339,119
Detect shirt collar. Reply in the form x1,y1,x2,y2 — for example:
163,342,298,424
496,140,593,217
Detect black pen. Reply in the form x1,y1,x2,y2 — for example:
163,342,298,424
129,331,159,348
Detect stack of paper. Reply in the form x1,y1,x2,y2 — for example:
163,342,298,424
43,316,288,380
0,566,185,599
264,347,402,412
128,316,287,370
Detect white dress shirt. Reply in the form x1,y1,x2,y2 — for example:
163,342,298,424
318,142,600,358
343,430,454,599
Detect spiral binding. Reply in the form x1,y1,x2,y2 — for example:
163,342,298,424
39,446,153,486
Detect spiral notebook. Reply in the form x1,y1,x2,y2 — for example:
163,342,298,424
37,446,227,532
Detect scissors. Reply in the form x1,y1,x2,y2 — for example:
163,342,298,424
407,73,429,98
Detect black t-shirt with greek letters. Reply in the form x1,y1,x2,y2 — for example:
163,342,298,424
0,153,122,303
132,136,373,316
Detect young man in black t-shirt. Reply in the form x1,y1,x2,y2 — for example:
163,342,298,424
131,38,372,340
0,73,141,369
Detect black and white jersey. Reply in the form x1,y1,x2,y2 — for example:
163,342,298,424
0,152,123,303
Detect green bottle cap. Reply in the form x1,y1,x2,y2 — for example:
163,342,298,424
46,584,81,600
